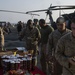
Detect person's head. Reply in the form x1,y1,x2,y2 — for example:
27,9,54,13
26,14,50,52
33,19,38,25
18,21,22,24
27,19,33,29
71,18,75,36
56,16,66,31
39,19,45,27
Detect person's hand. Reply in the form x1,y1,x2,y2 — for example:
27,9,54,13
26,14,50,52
68,57,75,66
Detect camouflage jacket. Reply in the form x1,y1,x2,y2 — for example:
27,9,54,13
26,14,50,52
55,32,75,75
34,24,41,30
0,27,4,48
19,26,41,50
47,28,71,56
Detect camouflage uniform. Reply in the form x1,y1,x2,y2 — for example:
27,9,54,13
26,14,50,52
0,27,4,50
47,29,71,75
55,32,75,75
40,25,54,74
17,21,23,34
19,26,41,56
34,24,41,30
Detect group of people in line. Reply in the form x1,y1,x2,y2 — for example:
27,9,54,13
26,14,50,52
0,16,75,75
17,16,75,75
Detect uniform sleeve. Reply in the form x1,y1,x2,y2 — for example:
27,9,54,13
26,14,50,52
55,39,69,68
36,28,41,41
47,32,53,55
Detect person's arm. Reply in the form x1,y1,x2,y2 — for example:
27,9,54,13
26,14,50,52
55,39,69,68
47,32,53,56
36,28,41,45
46,32,55,62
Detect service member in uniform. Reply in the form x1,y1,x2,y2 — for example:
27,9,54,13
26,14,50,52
0,27,4,51
17,21,23,34
19,19,41,66
39,19,54,74
33,19,41,30
47,16,71,75
55,18,75,75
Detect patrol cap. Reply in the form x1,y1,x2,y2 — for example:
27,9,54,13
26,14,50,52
56,16,65,24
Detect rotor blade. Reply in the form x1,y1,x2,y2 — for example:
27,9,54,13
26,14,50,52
52,7,75,10
26,9,48,13
26,6,66,13
47,5,75,9
0,10,40,16
30,14,40,16
48,5,75,10
0,10,27,14
26,6,75,13
51,5,75,8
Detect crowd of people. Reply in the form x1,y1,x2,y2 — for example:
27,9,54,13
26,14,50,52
0,16,75,75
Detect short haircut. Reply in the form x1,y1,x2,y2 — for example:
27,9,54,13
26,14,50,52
56,16,65,24
39,19,45,24
27,19,32,25
34,19,38,22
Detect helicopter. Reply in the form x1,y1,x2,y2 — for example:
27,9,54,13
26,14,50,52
0,5,75,21
26,4,75,29
0,4,75,29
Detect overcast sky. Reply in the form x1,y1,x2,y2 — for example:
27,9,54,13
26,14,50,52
0,0,75,23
